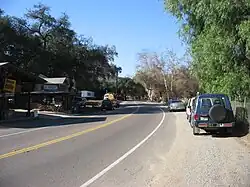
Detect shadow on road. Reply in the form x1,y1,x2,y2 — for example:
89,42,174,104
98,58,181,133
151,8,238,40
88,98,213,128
98,103,168,116
0,102,166,129
0,116,107,129
211,107,249,138
195,131,246,138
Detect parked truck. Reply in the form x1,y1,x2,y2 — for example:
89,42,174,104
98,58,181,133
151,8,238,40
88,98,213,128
80,90,95,99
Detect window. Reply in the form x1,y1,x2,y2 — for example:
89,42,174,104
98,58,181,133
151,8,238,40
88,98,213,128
198,96,226,113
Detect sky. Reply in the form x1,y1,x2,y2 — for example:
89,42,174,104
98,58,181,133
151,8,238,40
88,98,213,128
1,0,186,77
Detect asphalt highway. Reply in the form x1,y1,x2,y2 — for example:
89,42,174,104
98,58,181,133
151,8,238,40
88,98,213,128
0,102,249,187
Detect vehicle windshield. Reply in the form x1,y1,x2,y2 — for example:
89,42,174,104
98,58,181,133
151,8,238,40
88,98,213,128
169,100,182,104
102,99,111,104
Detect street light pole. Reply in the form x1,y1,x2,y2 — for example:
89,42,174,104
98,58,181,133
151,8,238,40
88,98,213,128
115,74,118,94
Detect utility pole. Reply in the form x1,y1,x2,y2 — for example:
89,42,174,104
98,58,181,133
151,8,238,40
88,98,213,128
115,70,118,95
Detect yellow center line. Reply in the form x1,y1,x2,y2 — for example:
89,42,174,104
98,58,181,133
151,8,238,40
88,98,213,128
0,111,136,160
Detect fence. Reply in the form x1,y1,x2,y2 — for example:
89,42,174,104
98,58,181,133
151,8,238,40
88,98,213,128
230,97,250,135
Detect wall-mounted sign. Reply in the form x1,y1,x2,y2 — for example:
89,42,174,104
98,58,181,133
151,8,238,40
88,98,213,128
3,78,16,93
44,84,58,91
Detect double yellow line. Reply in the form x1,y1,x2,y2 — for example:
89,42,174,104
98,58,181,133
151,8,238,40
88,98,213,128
0,110,136,160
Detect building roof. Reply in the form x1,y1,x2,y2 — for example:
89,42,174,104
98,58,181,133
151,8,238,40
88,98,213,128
43,77,67,84
0,62,9,67
38,74,48,79
0,62,46,84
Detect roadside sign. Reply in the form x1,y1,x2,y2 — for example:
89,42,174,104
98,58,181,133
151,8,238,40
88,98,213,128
3,78,16,93
44,84,58,91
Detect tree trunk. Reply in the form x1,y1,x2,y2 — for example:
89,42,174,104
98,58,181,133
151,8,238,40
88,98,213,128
161,70,169,101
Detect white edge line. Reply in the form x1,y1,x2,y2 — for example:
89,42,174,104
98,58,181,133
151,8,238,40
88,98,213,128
80,106,166,187
0,128,47,138
0,102,140,139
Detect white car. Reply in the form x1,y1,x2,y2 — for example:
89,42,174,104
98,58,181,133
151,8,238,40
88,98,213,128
168,100,186,112
186,97,196,121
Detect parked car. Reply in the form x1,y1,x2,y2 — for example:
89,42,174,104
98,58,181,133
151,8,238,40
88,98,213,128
186,97,196,121
103,93,120,108
168,100,186,112
101,98,114,110
190,93,235,135
71,97,87,113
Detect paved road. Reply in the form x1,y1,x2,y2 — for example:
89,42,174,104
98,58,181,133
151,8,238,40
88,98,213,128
0,102,250,187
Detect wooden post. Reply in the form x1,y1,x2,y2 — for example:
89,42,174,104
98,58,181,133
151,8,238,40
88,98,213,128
2,92,6,120
27,92,31,117
0,93,5,120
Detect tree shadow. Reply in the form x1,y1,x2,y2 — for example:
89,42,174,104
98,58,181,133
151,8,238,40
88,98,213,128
98,103,167,116
0,103,166,129
0,115,107,129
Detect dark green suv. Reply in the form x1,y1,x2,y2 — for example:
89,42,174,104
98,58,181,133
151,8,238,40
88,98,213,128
190,94,235,135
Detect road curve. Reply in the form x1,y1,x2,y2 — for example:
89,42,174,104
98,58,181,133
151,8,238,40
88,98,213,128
0,102,250,187
0,102,171,187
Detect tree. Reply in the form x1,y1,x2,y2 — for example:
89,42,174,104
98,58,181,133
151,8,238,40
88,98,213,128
0,3,119,92
165,0,250,97
172,66,199,98
116,77,146,100
135,49,198,100
112,64,122,93
24,3,56,50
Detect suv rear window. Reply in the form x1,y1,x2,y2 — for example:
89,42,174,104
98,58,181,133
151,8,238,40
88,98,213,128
198,97,226,112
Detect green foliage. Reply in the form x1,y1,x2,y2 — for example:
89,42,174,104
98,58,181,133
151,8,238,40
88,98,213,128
0,3,119,91
135,50,199,100
117,77,147,97
97,75,146,98
165,0,250,97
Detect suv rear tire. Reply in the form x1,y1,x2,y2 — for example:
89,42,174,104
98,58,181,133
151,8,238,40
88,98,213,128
209,104,226,122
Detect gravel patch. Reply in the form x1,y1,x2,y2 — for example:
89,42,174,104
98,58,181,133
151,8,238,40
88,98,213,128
235,134,250,149
151,113,250,187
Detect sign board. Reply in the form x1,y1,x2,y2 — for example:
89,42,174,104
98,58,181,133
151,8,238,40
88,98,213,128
3,79,16,93
44,84,58,91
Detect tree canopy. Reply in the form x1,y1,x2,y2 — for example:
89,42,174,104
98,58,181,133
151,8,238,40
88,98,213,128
0,3,119,91
134,49,199,101
165,0,250,97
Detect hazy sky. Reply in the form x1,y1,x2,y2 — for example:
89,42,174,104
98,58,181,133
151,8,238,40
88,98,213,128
1,0,186,77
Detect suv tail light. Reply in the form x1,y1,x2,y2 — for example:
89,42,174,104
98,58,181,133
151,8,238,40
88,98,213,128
194,114,199,121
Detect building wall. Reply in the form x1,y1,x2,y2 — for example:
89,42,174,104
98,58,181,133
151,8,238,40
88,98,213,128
34,84,43,91
34,83,69,92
